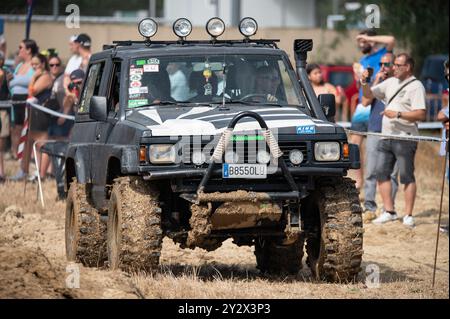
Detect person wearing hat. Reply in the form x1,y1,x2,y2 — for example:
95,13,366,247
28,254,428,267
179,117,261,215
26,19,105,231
63,68,84,120
64,35,82,94
74,34,92,72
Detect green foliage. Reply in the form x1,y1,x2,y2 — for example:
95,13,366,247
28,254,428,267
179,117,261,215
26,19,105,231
341,0,449,71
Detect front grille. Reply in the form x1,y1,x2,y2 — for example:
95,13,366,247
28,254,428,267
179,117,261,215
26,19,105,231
179,139,309,166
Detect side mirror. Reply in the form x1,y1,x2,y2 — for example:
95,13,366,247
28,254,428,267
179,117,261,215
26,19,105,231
318,94,336,122
89,96,107,122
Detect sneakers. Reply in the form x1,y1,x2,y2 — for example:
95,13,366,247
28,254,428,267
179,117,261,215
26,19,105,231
440,225,449,235
402,215,415,227
9,169,27,181
372,211,398,224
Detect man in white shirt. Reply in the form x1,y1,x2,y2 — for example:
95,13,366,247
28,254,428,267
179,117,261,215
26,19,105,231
361,53,426,227
64,35,82,93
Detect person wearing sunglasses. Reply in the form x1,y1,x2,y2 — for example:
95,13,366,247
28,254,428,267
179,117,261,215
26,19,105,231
359,53,399,223
361,53,427,228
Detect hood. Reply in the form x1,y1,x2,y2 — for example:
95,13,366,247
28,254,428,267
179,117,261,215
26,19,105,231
126,105,338,136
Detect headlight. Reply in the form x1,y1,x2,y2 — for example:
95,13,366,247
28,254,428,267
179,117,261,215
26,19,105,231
289,149,304,165
239,17,258,38
149,144,176,164
257,150,271,164
173,18,192,38
224,151,239,164
206,17,225,38
138,18,158,38
314,142,341,162
192,150,206,166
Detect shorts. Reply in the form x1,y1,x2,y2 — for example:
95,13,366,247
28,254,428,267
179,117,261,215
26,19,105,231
350,121,368,132
48,119,74,137
0,110,10,138
11,94,28,126
29,107,51,133
376,139,418,185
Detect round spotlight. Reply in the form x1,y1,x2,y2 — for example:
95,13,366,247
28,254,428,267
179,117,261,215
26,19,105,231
192,150,206,166
206,17,225,38
257,150,271,164
173,18,192,39
224,151,239,164
239,17,258,38
138,18,158,38
289,149,304,165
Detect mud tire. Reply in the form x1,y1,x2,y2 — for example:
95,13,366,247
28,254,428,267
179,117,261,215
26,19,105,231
304,177,364,282
254,237,305,275
65,180,107,267
107,176,162,272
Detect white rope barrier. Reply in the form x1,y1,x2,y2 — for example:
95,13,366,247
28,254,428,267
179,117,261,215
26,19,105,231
0,100,75,121
345,129,444,143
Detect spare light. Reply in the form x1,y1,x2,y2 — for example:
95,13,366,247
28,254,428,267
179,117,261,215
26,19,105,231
206,17,225,39
239,17,258,38
289,149,304,165
138,18,158,38
173,18,192,39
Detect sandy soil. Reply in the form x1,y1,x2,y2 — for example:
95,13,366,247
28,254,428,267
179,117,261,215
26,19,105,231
0,141,448,299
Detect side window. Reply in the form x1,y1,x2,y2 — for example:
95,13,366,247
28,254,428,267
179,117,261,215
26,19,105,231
108,62,121,113
78,62,105,113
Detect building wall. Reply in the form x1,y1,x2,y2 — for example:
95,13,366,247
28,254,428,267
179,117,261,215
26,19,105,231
3,20,367,66
164,0,316,27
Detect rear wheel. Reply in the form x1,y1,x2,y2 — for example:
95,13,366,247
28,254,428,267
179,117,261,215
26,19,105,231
304,178,364,282
107,177,162,272
65,180,107,267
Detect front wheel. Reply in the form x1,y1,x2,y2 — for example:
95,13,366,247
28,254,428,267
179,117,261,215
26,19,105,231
107,177,163,272
304,178,364,282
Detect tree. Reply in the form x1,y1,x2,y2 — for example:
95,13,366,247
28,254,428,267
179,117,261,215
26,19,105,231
340,0,449,72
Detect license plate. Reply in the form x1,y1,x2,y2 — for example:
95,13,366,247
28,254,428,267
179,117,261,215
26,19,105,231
222,164,267,179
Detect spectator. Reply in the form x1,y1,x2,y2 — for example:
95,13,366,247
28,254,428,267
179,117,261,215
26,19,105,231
167,63,190,101
360,52,399,222
40,55,67,178
0,51,10,183
361,53,426,227
64,35,82,93
11,53,53,181
8,39,38,159
350,30,396,190
74,34,92,72
437,59,449,234
306,63,346,111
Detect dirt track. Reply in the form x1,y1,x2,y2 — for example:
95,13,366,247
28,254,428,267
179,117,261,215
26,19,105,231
0,142,448,299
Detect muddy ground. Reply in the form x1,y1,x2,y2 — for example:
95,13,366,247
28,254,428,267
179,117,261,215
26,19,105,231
0,141,448,299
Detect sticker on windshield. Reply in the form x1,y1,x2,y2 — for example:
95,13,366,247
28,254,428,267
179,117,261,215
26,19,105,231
130,81,142,88
296,125,316,135
130,74,142,81
128,99,148,108
130,68,143,75
129,87,148,95
136,60,147,66
144,64,159,73
148,58,160,65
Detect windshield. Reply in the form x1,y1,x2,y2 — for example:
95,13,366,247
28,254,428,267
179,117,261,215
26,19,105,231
127,54,303,108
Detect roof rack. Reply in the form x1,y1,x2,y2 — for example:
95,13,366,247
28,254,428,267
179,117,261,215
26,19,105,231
104,39,280,50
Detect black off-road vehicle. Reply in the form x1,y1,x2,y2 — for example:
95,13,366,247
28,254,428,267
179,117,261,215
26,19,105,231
65,18,363,282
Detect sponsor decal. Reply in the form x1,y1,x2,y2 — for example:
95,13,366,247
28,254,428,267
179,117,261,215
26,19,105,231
129,93,142,99
144,64,159,73
129,87,148,95
130,81,142,88
130,68,143,75
232,135,265,142
130,74,142,81
296,125,316,134
148,58,160,65
136,60,147,66
128,99,148,108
